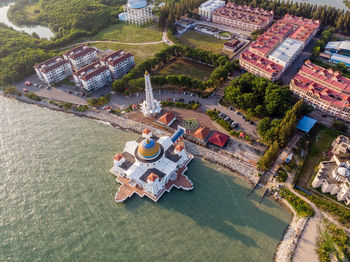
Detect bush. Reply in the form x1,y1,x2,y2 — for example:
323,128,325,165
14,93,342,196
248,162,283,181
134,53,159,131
276,168,288,182
332,120,348,132
75,105,88,112
24,92,41,101
3,86,21,96
279,188,314,217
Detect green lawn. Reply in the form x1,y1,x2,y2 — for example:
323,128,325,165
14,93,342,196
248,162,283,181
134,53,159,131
157,58,213,81
87,24,163,43
178,30,226,53
297,125,341,187
92,42,167,64
20,0,42,22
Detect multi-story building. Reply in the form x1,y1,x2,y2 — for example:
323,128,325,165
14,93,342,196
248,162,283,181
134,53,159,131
100,50,135,79
290,60,350,121
325,41,350,67
240,14,320,80
34,56,73,84
198,0,225,21
312,136,350,206
124,0,152,26
63,45,98,71
239,50,283,81
212,3,274,31
73,62,112,91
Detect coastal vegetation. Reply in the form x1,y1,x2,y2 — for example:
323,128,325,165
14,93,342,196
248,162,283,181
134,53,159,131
317,220,350,261
24,92,41,101
87,94,111,107
279,188,315,217
2,86,22,96
258,100,304,170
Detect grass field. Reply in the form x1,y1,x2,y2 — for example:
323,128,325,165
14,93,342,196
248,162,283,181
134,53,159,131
178,30,226,53
157,58,213,81
21,0,42,21
87,24,163,43
92,42,167,64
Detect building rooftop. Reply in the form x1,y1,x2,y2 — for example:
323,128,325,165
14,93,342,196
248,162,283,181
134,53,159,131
158,112,175,125
109,53,134,67
100,50,123,63
34,56,69,73
289,25,316,43
208,131,229,148
224,40,240,48
331,53,350,66
199,0,225,11
193,127,211,141
279,13,320,29
296,116,317,133
213,2,273,26
63,45,96,60
269,38,303,64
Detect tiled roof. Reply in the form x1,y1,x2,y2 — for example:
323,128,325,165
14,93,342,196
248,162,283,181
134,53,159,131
114,154,124,161
158,112,175,125
224,40,240,48
208,131,229,148
147,173,159,182
175,144,185,152
279,13,320,29
142,128,152,134
73,61,100,77
100,50,123,62
109,53,134,67
63,45,96,60
80,65,109,81
289,26,315,42
241,50,283,76
193,127,211,141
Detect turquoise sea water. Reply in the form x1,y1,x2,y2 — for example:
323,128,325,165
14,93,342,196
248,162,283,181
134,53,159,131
0,97,291,262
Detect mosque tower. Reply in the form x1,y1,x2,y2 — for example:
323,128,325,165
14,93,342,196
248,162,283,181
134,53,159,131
141,71,162,117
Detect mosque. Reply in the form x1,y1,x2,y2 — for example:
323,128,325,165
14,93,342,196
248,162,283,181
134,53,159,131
110,127,194,202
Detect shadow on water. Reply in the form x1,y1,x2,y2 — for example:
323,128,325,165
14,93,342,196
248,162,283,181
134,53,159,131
125,159,290,248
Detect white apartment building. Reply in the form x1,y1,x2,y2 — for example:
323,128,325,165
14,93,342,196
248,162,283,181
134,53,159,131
100,50,135,79
199,0,225,21
269,38,304,69
73,62,112,91
34,56,73,84
63,45,98,71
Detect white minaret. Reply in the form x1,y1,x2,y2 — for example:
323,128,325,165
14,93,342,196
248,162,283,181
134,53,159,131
141,71,162,117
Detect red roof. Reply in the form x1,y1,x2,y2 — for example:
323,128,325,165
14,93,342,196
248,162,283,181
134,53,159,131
175,144,184,152
208,131,229,148
63,45,96,60
158,112,175,125
114,154,124,161
147,173,159,182
100,50,123,62
193,127,211,141
109,53,134,67
224,40,240,48
142,128,152,134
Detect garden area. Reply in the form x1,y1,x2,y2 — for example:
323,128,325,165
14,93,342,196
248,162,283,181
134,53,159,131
157,58,213,81
178,30,226,53
279,188,314,217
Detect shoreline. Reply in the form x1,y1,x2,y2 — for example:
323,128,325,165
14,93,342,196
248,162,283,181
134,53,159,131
1,92,301,260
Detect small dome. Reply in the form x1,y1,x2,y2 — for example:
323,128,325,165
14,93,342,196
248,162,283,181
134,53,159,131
138,138,160,160
337,167,349,177
127,0,147,9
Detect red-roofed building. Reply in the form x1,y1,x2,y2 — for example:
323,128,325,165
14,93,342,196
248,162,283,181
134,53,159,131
34,56,73,84
193,127,211,141
63,45,98,70
208,131,229,148
73,61,111,91
114,154,124,161
239,50,283,81
212,3,273,31
223,40,241,52
100,50,135,79
158,112,176,126
290,60,350,121
147,173,159,182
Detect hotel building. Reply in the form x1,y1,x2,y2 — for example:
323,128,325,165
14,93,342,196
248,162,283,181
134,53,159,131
312,136,350,206
198,0,225,21
63,45,98,71
100,50,135,79
212,3,274,31
240,14,320,80
73,61,112,91
290,60,350,121
123,0,152,26
34,56,73,84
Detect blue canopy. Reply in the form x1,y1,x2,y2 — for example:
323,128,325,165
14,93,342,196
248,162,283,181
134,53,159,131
297,116,317,133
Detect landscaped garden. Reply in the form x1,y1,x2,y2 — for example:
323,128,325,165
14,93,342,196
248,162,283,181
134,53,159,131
178,30,226,53
182,118,199,130
157,58,213,81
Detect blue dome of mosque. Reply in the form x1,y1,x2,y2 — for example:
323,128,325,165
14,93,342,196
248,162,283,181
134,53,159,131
137,138,161,160
127,0,147,9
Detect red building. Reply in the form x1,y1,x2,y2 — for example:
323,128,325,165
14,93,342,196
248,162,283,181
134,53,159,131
208,131,229,148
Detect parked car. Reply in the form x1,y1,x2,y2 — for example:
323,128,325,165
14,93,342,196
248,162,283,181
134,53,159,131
231,122,238,128
34,83,38,87
224,116,230,121
25,81,32,86
22,88,28,92
229,106,235,111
